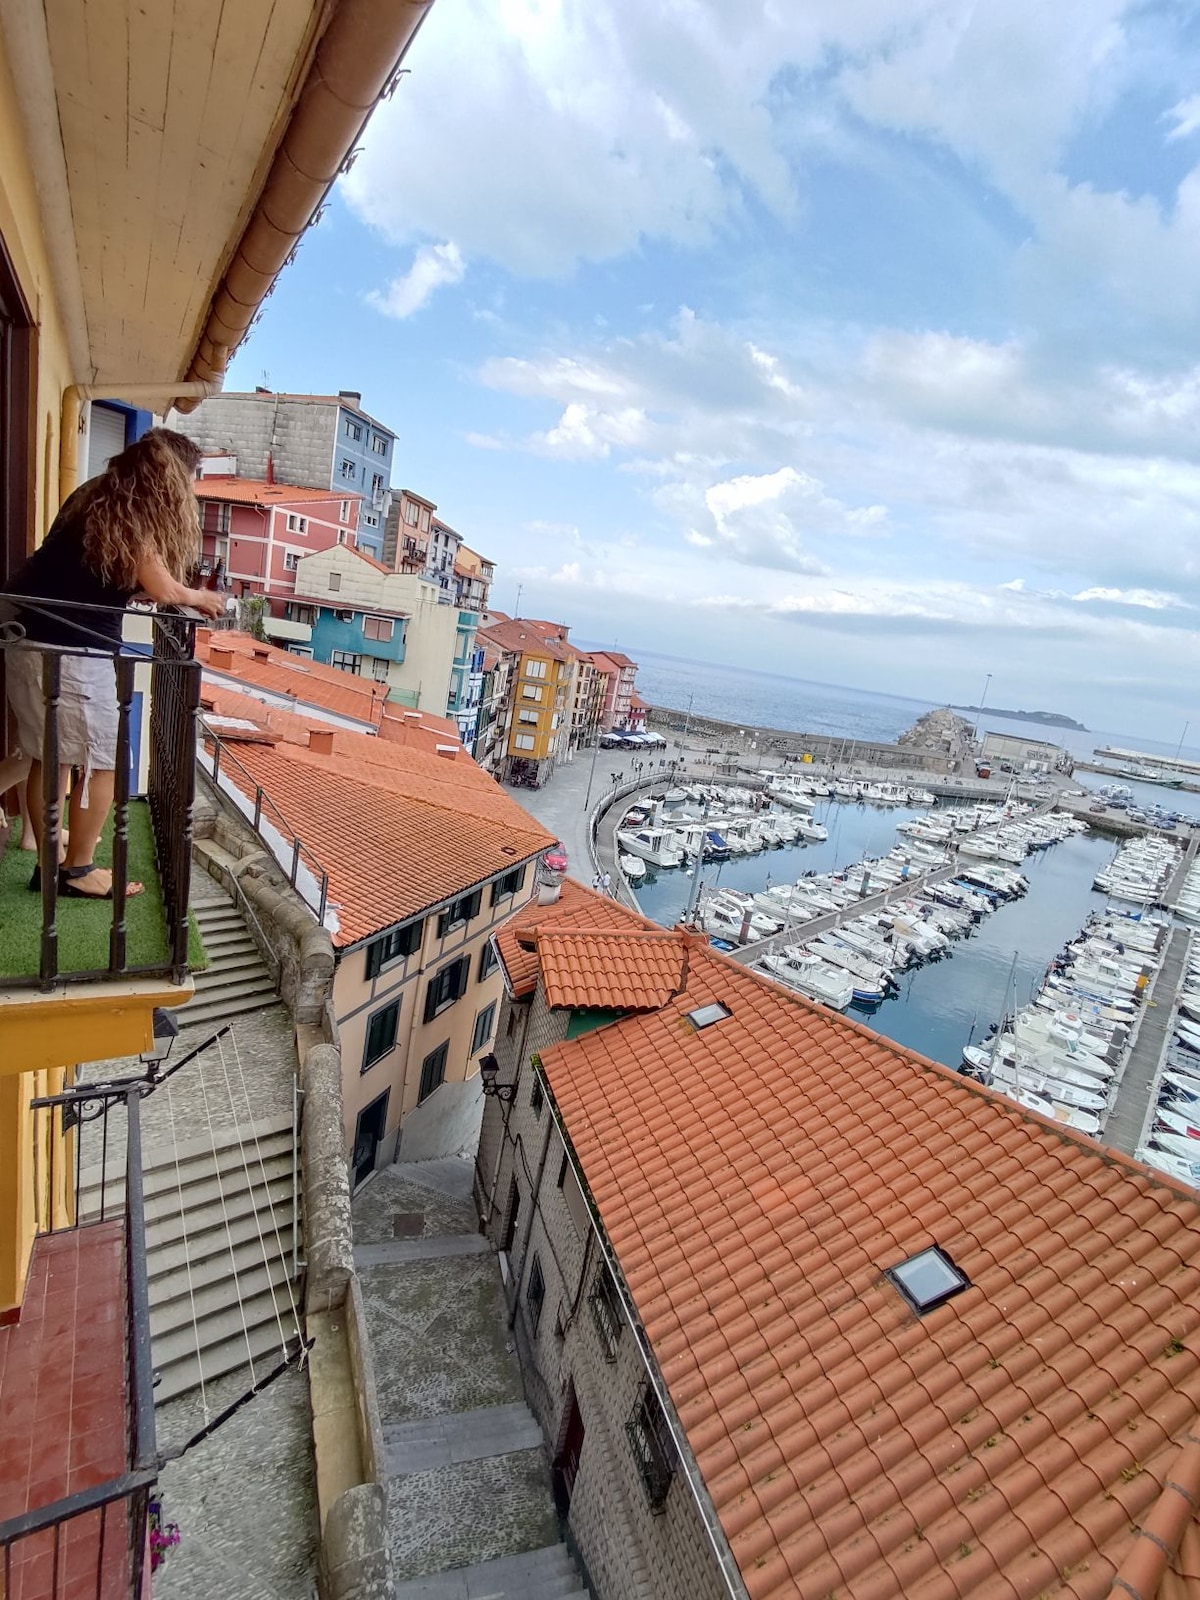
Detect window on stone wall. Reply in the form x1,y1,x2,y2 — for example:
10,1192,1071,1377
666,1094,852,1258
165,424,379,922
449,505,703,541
530,1077,545,1118
589,1264,623,1361
526,1253,546,1335
626,1381,678,1511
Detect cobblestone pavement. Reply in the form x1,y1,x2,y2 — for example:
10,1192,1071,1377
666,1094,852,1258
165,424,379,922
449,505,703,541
354,1163,561,1581
153,1367,318,1600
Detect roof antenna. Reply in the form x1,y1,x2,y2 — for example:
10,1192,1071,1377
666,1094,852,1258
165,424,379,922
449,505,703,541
514,583,523,618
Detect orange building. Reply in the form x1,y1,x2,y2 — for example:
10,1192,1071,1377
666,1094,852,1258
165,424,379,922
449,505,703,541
477,618,576,788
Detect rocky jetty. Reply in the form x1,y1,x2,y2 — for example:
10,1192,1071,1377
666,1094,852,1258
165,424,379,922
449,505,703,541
896,708,976,763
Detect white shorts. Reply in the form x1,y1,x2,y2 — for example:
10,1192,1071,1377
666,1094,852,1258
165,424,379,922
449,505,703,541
5,646,120,769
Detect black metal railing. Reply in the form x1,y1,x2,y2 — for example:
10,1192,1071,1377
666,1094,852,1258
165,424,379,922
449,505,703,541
0,602,200,990
198,719,331,923
1,1085,158,1598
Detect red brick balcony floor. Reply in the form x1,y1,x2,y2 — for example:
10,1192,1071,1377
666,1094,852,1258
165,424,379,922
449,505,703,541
0,1224,132,1599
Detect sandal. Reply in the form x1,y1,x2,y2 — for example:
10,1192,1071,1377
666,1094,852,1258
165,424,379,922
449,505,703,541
57,865,144,900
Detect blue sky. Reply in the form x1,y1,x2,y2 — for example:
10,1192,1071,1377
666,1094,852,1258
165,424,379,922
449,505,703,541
228,0,1200,739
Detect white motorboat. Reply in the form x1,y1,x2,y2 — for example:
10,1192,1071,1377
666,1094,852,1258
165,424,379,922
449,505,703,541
966,1056,1107,1114
618,853,646,881
615,827,684,868
701,891,782,943
758,952,854,1010
795,817,828,842
1136,1144,1200,1186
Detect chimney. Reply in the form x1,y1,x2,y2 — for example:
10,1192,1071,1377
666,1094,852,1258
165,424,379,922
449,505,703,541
196,626,213,649
209,646,234,670
255,385,271,394
338,390,362,409
265,451,275,486
308,728,336,755
537,880,563,906
252,647,270,662
403,712,421,724
435,744,458,761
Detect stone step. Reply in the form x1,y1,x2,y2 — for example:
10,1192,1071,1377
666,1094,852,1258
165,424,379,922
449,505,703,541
192,902,245,926
191,964,274,994
392,1545,585,1600
198,943,266,972
384,1403,543,1477
193,925,259,952
145,1171,295,1252
149,1222,299,1308
153,1307,303,1405
150,1248,298,1334
152,1278,304,1371
390,1159,476,1206
80,1118,293,1206
179,984,281,1029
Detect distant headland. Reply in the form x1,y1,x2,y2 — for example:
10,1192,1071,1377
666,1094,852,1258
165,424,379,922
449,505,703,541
951,705,1088,732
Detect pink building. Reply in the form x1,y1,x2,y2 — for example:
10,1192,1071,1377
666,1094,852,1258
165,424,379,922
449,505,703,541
584,649,640,732
195,476,363,615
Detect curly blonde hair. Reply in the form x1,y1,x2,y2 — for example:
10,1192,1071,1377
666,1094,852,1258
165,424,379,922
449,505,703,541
81,427,203,587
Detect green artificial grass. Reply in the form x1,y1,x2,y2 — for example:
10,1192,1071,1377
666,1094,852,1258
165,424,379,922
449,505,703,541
0,801,206,980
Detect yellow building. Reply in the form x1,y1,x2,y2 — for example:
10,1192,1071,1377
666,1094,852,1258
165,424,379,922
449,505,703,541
478,618,575,788
0,2,430,1589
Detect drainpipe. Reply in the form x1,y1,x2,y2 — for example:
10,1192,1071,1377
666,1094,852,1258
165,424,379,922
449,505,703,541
59,380,223,505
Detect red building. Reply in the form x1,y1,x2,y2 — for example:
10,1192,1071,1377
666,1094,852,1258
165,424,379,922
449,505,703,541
195,476,363,616
584,649,640,732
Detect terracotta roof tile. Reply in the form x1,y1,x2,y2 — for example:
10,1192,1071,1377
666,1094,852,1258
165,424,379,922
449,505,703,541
494,879,655,998
215,740,555,946
537,929,687,1010
197,630,388,726
533,940,1200,1600
477,618,575,663
194,479,358,507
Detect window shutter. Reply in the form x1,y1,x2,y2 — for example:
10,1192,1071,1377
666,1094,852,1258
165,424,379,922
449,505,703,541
454,957,469,999
465,889,481,920
490,881,501,907
436,910,449,939
423,983,439,1024
365,941,383,980
513,864,527,894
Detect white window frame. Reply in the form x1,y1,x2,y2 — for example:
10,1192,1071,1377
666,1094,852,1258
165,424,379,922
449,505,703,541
518,710,539,725
285,513,308,535
339,499,351,522
514,734,536,751
362,615,394,642
328,572,342,591
340,459,357,480
344,418,363,441
521,684,542,701
404,501,419,526
283,551,300,572
331,650,361,674
525,659,548,679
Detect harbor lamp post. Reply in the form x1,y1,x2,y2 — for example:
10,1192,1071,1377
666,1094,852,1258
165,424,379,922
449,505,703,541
582,737,602,812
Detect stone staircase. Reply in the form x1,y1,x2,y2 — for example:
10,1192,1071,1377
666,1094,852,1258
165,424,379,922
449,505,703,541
393,1543,587,1598
82,1115,304,1404
183,895,279,1030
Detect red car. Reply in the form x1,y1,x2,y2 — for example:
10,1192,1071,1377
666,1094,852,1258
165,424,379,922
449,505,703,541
543,842,569,874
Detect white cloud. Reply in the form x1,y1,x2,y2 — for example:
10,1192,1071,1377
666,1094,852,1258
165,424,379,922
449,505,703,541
367,241,465,319
1164,95,1200,143
1071,586,1189,610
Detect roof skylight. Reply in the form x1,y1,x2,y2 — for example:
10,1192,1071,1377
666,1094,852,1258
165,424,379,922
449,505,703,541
686,1001,731,1030
885,1246,970,1315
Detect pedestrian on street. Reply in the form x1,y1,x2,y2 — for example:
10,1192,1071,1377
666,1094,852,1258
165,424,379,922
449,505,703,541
601,870,611,894
592,871,603,891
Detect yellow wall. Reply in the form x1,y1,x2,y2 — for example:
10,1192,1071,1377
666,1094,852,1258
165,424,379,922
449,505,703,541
0,1068,70,1314
506,654,572,761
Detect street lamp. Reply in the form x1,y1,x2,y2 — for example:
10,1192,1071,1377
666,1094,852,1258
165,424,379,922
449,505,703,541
479,1053,516,1102
582,737,602,812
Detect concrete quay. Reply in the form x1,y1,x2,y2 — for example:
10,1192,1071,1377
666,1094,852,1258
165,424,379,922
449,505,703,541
1103,927,1191,1158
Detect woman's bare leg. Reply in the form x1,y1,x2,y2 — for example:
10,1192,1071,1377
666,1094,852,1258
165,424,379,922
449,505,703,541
62,769,142,897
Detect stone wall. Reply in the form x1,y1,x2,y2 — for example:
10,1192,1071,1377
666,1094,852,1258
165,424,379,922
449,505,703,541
475,981,741,1600
172,394,338,491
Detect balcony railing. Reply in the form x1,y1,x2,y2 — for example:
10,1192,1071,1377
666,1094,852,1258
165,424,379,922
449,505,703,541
199,720,331,923
0,604,201,990
1,1085,157,1598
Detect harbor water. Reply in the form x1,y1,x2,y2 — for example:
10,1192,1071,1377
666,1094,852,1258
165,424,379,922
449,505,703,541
633,799,1121,1070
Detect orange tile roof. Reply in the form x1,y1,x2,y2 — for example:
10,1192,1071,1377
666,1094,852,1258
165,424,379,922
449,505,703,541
495,878,655,998
537,928,687,1010
222,741,554,946
379,703,462,751
479,618,575,664
197,631,389,726
537,943,1200,1600
194,478,358,508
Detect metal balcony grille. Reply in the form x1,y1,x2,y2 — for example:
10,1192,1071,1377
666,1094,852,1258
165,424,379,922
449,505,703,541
626,1381,678,1511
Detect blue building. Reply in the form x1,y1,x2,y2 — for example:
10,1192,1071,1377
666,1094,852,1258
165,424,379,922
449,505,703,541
172,388,398,561
447,611,484,749
305,601,409,683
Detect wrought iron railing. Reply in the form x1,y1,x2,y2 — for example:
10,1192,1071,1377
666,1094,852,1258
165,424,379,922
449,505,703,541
1,1085,158,1598
0,601,201,990
199,720,331,923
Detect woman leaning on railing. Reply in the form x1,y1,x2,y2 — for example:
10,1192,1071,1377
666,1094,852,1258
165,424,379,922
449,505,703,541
1,428,223,900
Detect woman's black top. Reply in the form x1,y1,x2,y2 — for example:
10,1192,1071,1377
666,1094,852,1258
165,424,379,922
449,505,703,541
5,486,135,650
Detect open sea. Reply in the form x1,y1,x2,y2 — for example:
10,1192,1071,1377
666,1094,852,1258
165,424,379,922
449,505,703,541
600,647,1185,1068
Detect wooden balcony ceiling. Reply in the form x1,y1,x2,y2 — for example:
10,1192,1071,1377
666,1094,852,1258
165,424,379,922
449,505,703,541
47,0,323,384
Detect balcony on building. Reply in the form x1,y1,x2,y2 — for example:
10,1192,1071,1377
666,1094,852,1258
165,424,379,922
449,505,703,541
0,608,200,1071
0,1082,158,1599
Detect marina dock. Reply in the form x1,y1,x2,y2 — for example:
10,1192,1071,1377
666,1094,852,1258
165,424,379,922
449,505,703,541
727,863,958,966
1102,926,1191,1156
1161,834,1200,909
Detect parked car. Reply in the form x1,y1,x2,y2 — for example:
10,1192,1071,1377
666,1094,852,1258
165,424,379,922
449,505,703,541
1089,802,1107,813
543,842,568,874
